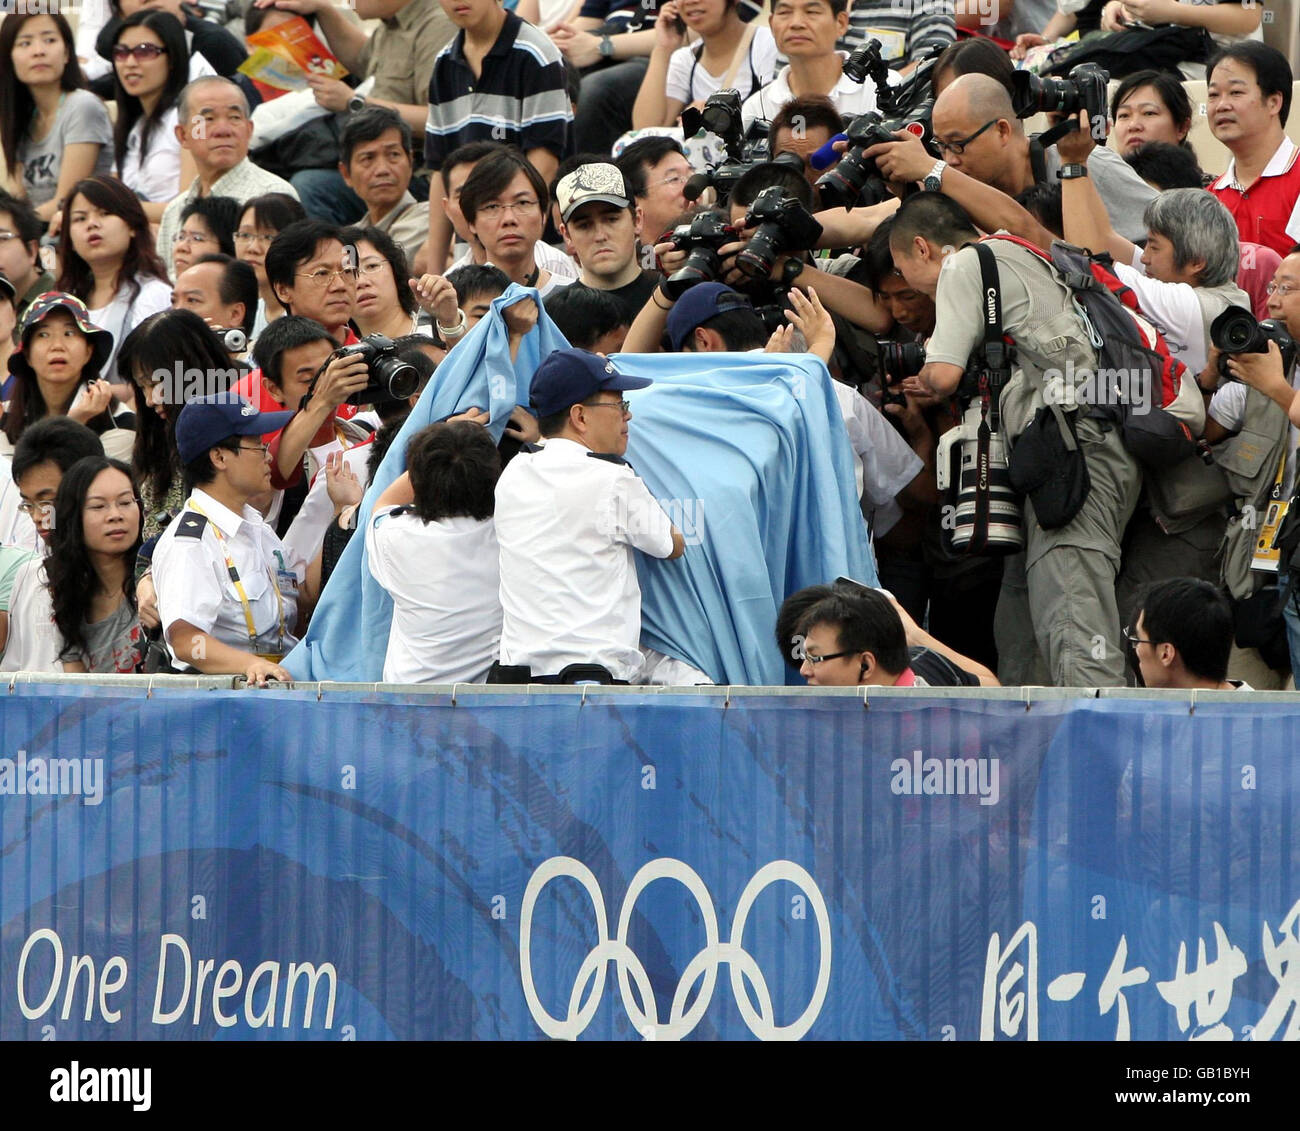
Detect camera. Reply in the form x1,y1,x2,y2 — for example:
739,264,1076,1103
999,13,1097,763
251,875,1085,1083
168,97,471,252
219,326,247,353
1011,62,1109,125
1211,305,1299,380
326,334,419,405
680,88,775,207
936,401,1025,554
843,38,892,88
663,211,742,299
735,187,824,280
816,109,934,210
877,340,925,406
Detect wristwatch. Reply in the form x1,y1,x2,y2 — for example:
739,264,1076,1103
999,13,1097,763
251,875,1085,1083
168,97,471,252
598,34,614,58
347,93,367,114
1058,163,1089,180
780,257,803,288
923,159,946,192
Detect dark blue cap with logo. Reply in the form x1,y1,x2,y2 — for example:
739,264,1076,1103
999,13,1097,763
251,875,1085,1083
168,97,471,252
175,393,294,464
665,283,754,351
529,347,652,418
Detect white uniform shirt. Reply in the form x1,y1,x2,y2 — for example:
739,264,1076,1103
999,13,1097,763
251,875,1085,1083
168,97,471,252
366,505,502,684
152,487,306,668
281,439,374,568
831,380,922,537
494,438,676,681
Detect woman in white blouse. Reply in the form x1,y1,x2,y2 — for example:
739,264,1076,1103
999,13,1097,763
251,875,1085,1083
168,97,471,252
55,175,172,384
110,9,205,223
632,0,778,129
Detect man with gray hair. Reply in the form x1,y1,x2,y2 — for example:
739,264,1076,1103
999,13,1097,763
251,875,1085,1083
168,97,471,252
157,78,299,281
864,73,1157,244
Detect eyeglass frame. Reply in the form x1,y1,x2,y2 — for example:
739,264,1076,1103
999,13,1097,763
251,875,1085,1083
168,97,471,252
933,119,998,157
582,399,631,414
801,649,857,665
294,267,359,285
1122,625,1164,648
174,230,214,246
475,198,541,220
1265,281,1299,296
237,442,271,455
233,230,273,245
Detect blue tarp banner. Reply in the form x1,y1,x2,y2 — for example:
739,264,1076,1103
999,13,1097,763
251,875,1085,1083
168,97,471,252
1,685,1297,1041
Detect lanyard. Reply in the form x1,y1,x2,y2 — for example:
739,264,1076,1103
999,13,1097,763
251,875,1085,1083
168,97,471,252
184,498,286,653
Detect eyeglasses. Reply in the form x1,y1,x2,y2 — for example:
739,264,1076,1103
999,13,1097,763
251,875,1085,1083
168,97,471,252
234,230,272,245
112,43,167,60
933,119,997,157
295,267,358,285
0,231,19,242
357,258,390,277
1265,281,1299,296
476,198,540,220
174,230,213,246
1122,626,1162,647
238,442,271,455
17,499,54,516
650,171,690,191
584,399,631,414
802,649,855,665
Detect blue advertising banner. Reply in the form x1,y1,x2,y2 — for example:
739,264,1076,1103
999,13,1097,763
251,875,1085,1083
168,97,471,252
0,683,1297,1041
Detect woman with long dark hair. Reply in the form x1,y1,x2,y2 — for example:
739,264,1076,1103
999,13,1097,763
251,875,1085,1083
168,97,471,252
0,12,112,224
111,9,197,223
119,308,238,538
47,454,146,673
56,175,171,382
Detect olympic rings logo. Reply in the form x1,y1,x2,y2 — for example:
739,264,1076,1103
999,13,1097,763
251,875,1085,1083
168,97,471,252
518,856,831,1041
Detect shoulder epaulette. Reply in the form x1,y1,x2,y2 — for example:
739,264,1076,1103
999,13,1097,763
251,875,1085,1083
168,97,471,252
174,511,209,539
587,452,629,467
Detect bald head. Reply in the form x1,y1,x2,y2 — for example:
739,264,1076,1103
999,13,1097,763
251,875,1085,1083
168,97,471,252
935,73,1020,135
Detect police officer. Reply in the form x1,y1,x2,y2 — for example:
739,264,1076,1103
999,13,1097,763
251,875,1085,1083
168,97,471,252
152,393,309,686
492,348,686,684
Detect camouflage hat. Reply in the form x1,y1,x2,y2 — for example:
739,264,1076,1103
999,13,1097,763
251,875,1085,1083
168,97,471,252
556,163,631,223
9,292,114,383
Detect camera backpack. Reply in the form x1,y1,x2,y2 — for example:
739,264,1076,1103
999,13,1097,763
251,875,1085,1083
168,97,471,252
983,234,1204,469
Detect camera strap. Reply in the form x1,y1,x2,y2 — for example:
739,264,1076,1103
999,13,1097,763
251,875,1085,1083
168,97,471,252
972,241,1012,431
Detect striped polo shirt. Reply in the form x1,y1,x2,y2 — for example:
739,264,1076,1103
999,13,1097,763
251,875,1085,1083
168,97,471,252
424,11,572,172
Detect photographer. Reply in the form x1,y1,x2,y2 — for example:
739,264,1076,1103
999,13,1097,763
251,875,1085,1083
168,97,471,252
859,73,1157,245
895,191,1142,687
1199,249,1300,684
252,316,371,493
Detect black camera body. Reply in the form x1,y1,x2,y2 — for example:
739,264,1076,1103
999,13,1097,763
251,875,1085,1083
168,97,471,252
328,334,419,405
816,107,934,210
876,340,925,406
1011,62,1109,126
1210,306,1299,380
664,211,742,299
736,187,824,280
680,88,775,207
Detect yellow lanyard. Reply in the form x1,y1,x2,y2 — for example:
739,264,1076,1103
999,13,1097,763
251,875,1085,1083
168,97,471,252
185,498,286,654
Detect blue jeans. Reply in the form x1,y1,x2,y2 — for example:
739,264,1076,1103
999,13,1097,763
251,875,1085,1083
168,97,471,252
290,169,366,226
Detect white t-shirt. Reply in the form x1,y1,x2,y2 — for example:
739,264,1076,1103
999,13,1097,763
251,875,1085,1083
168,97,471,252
741,54,886,131
119,105,182,203
0,557,61,673
494,437,676,681
366,505,502,684
1113,254,1212,378
666,27,779,106
90,276,173,382
0,456,41,553
830,379,922,537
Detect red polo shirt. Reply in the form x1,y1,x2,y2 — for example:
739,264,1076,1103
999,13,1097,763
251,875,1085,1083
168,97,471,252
1209,137,1300,258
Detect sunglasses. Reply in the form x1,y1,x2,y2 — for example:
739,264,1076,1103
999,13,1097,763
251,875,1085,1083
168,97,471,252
113,43,167,61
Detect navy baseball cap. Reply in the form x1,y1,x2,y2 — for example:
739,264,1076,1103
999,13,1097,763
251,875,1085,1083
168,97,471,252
529,348,651,418
665,283,755,351
175,393,294,464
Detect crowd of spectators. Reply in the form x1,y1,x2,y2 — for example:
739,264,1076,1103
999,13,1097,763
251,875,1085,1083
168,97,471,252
0,0,1297,692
